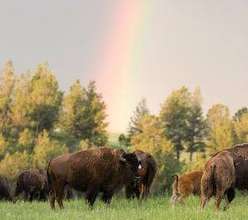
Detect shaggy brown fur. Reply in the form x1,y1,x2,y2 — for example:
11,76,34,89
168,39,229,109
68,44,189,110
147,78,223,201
201,151,235,210
15,169,48,201
170,171,202,205
0,176,12,201
227,143,248,190
47,147,141,209
125,150,157,200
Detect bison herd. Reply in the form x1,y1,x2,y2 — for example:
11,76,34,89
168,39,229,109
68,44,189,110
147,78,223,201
1,143,248,211
171,143,248,210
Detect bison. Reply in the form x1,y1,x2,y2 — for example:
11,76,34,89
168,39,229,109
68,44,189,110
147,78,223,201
47,147,142,209
0,175,12,201
227,143,248,191
125,150,157,199
201,151,235,210
170,170,202,205
15,169,48,201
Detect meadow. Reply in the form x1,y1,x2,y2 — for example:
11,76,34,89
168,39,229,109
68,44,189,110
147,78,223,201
1,195,248,220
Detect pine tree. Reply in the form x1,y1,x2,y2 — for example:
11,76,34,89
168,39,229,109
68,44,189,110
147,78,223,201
185,88,207,161
128,98,149,138
59,80,108,146
159,87,191,160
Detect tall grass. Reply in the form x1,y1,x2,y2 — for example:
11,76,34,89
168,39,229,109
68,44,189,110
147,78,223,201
0,195,247,220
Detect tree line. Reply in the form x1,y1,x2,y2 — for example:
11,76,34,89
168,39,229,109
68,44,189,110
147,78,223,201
0,60,247,193
0,61,108,179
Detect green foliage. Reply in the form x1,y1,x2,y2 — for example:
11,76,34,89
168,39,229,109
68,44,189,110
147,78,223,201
28,64,63,134
206,104,234,154
131,114,182,193
59,80,108,146
233,111,248,143
128,98,149,138
32,130,68,169
0,60,15,137
183,152,207,172
118,134,130,149
233,107,248,122
10,73,31,131
0,151,30,180
0,134,8,159
184,88,207,161
160,87,192,159
17,129,34,153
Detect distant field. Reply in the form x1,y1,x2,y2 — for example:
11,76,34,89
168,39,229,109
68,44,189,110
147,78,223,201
1,196,248,220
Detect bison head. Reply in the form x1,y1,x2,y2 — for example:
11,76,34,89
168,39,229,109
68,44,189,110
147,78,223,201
119,152,142,184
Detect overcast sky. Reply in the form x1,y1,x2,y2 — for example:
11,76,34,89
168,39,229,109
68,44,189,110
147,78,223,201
1,0,248,132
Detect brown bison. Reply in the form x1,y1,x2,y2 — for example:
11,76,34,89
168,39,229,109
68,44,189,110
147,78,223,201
15,169,48,201
170,171,202,205
125,150,157,199
227,143,248,191
201,151,235,210
47,147,142,209
0,176,12,201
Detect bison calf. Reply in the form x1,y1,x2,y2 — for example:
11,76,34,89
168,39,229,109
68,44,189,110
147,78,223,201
170,171,202,205
201,151,235,210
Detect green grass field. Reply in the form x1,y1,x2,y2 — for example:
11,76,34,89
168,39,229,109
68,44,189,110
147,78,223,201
0,196,248,220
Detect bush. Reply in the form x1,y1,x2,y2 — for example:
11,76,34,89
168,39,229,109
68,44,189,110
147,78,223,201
0,151,30,180
32,130,68,169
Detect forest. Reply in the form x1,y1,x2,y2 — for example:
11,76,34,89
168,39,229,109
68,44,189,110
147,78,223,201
0,60,247,193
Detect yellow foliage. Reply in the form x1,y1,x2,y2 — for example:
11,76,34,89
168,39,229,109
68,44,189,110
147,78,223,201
18,129,33,152
207,104,234,154
0,134,7,156
233,112,248,143
131,115,172,154
0,151,30,180
184,153,207,172
32,130,68,169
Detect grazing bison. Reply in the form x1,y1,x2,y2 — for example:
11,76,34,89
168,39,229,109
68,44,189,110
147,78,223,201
201,151,235,210
0,176,12,201
170,170,202,205
15,169,48,201
47,147,142,209
125,150,157,199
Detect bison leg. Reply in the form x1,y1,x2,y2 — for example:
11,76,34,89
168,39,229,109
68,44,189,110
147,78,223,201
177,194,186,205
49,189,56,209
55,185,65,209
200,196,209,209
223,188,235,211
85,186,99,207
101,191,114,204
24,191,30,201
125,185,135,199
170,194,177,205
215,190,224,210
143,185,150,199
134,187,141,200
39,190,47,201
29,191,34,202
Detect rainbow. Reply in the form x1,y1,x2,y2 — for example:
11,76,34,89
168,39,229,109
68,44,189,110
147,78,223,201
93,1,151,132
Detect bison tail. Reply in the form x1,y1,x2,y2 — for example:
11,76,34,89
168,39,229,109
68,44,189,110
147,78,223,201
211,164,216,183
172,175,179,193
